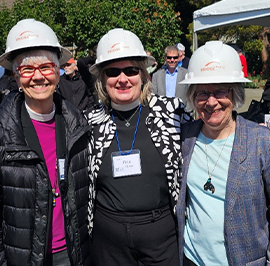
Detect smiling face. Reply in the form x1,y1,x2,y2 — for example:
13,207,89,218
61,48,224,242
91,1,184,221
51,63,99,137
14,50,60,113
195,84,235,138
104,60,142,105
165,50,179,73
62,62,76,77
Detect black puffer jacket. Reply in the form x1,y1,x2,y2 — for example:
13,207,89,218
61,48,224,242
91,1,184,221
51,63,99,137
58,71,95,112
0,91,91,266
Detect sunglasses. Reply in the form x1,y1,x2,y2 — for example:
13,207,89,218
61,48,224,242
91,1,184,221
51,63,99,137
104,66,140,77
166,56,179,60
62,63,73,68
196,89,232,101
17,62,56,78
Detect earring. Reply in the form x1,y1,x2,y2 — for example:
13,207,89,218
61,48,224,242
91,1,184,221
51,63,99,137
18,87,23,92
55,84,59,92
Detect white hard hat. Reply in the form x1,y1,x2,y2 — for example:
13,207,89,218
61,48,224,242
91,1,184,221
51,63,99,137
180,41,250,84
90,28,156,75
0,19,71,70
177,43,185,51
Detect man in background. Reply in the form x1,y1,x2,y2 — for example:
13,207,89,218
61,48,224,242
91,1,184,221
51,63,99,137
145,50,158,78
57,58,95,112
151,45,191,112
176,43,190,69
236,48,248,77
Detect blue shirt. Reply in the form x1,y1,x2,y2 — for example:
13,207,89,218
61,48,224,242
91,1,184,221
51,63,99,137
184,132,234,266
165,67,178,98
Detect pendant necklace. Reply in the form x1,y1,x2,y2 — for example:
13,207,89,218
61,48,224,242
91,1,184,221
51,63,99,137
203,132,230,194
114,105,140,127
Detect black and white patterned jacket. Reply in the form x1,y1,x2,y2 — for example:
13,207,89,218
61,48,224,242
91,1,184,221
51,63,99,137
85,94,192,234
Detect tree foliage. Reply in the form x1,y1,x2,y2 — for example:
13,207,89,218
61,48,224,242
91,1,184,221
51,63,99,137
0,0,267,75
0,0,183,65
182,0,266,76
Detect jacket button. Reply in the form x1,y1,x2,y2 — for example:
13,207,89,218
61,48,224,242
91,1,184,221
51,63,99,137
39,253,43,258
27,155,31,159
42,215,46,221
6,155,11,159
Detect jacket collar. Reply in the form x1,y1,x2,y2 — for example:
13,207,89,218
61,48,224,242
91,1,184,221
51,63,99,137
182,112,247,164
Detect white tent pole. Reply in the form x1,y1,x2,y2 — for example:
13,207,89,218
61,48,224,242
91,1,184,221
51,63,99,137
193,15,198,51
193,31,198,51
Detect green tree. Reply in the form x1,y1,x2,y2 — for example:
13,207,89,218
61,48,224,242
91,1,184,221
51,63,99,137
65,0,183,64
182,0,265,76
0,0,183,66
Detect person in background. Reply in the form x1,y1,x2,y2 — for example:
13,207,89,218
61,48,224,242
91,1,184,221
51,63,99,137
151,45,191,112
176,40,270,266
0,68,18,103
85,28,192,266
176,43,190,69
236,47,248,77
58,57,95,112
77,53,98,105
145,50,158,77
0,19,91,266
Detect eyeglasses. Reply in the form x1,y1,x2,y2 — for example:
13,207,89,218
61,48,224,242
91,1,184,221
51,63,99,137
166,56,179,60
104,66,140,77
62,63,73,68
196,89,232,101
17,62,56,78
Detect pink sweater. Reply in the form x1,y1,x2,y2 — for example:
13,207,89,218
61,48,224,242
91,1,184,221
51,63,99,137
32,119,66,254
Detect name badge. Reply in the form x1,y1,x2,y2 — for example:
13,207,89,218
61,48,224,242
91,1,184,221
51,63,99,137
58,158,65,180
265,114,270,128
111,149,142,178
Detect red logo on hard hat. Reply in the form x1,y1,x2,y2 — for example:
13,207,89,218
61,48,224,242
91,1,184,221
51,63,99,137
111,43,120,48
201,61,225,72
16,31,39,42
108,43,130,54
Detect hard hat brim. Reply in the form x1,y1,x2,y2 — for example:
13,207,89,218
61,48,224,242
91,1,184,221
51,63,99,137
179,76,251,84
0,45,71,70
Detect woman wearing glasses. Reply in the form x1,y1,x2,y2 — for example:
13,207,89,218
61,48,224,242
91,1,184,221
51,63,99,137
176,41,270,266
0,19,91,266
85,28,192,265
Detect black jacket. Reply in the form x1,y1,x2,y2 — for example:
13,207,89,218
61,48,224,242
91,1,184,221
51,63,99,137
0,91,91,266
58,71,95,112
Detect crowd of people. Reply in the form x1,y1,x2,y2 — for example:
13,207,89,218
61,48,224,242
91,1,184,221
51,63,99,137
0,18,268,266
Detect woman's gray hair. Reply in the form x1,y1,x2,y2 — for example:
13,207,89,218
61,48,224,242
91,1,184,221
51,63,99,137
95,59,152,107
187,83,245,110
12,49,59,77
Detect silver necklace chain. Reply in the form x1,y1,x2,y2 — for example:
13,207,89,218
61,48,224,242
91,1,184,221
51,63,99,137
203,133,230,194
115,105,140,127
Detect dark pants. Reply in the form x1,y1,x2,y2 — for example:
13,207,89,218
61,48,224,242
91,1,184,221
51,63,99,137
45,249,71,266
183,254,197,266
89,204,180,266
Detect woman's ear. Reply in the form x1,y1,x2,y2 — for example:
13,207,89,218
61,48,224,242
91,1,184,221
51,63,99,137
13,72,21,87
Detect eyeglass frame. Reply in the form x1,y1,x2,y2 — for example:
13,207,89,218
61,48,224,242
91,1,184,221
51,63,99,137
166,56,179,60
195,88,232,101
62,63,74,68
17,62,56,78
104,66,140,78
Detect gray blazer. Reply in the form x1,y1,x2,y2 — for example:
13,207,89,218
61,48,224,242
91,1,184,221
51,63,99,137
151,66,191,111
177,115,270,266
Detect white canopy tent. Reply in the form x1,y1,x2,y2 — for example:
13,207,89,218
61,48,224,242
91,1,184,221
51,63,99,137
193,0,270,50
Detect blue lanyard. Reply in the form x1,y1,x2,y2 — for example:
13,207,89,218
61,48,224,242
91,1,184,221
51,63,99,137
111,105,142,155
